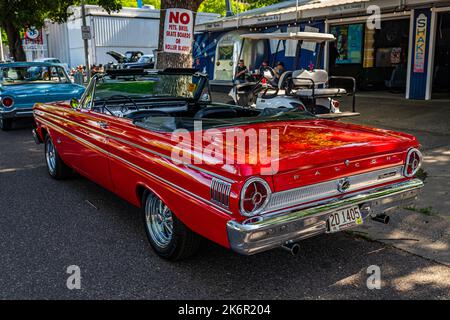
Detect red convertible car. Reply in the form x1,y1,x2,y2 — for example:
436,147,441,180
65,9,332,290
32,69,424,260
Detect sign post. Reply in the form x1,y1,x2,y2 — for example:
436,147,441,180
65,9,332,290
81,0,91,79
81,26,91,40
163,8,194,55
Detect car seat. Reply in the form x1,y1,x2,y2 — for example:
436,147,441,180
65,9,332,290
291,69,347,97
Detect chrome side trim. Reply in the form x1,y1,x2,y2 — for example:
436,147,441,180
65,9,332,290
265,166,404,214
35,115,233,215
227,179,424,255
210,178,232,208
34,108,235,183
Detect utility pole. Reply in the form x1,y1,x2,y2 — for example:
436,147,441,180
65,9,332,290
81,0,91,79
225,0,234,17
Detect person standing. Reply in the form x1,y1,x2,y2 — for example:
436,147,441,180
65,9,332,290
234,59,248,83
74,65,84,85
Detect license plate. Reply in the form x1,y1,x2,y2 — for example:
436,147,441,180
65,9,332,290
327,206,363,233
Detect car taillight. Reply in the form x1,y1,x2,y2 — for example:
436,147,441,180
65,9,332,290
1,96,14,108
240,178,271,216
404,148,422,177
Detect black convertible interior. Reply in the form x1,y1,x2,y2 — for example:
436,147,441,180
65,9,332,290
87,69,313,131
91,96,308,132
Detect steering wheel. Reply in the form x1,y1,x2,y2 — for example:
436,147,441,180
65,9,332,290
102,94,139,114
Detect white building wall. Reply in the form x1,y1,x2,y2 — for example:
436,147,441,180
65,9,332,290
91,15,160,65
66,16,87,67
45,5,220,68
45,22,70,64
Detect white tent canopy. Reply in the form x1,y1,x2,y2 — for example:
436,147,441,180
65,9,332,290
240,32,336,42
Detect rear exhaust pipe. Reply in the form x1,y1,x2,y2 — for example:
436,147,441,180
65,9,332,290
372,214,390,224
281,242,300,256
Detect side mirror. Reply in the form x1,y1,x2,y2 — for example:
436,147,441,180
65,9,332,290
200,93,211,102
70,98,79,109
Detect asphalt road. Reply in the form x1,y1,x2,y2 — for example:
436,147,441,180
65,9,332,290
1,119,450,300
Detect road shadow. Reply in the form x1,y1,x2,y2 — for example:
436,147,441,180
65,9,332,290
1,165,448,299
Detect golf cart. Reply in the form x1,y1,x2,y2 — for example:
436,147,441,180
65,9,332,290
230,32,359,118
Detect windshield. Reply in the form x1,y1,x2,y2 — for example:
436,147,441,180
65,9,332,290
138,56,153,64
125,52,142,62
35,58,61,63
0,66,69,85
94,73,206,101
87,71,314,133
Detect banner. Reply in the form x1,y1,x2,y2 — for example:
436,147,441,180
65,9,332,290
163,8,194,54
413,13,427,73
24,26,43,44
23,26,44,52
302,26,319,52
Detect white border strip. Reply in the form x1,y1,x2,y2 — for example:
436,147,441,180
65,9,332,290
425,8,437,100
406,9,415,99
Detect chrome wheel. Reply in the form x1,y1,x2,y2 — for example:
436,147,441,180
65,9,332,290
145,194,174,248
45,138,56,175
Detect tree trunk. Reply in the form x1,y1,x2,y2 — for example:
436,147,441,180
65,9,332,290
2,21,26,61
156,0,204,69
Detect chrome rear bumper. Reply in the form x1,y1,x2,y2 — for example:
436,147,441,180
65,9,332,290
227,179,423,255
0,108,34,119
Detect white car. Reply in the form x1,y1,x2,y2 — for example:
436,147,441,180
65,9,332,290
34,58,69,73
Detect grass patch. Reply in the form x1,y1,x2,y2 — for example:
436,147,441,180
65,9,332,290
415,168,428,182
98,81,156,94
404,205,436,216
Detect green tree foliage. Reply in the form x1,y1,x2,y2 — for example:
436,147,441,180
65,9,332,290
120,0,161,9
119,0,279,16
199,0,248,16
246,0,280,10
0,0,123,61
1,29,6,43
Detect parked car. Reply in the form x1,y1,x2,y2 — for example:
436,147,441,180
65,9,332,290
32,68,423,261
105,50,145,71
123,54,155,70
34,57,62,64
107,50,144,64
34,57,70,73
0,62,85,130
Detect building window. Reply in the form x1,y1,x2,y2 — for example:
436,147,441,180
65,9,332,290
330,24,363,64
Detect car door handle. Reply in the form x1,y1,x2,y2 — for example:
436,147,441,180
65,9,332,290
97,121,109,129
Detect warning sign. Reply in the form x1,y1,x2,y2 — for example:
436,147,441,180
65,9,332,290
163,8,194,54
